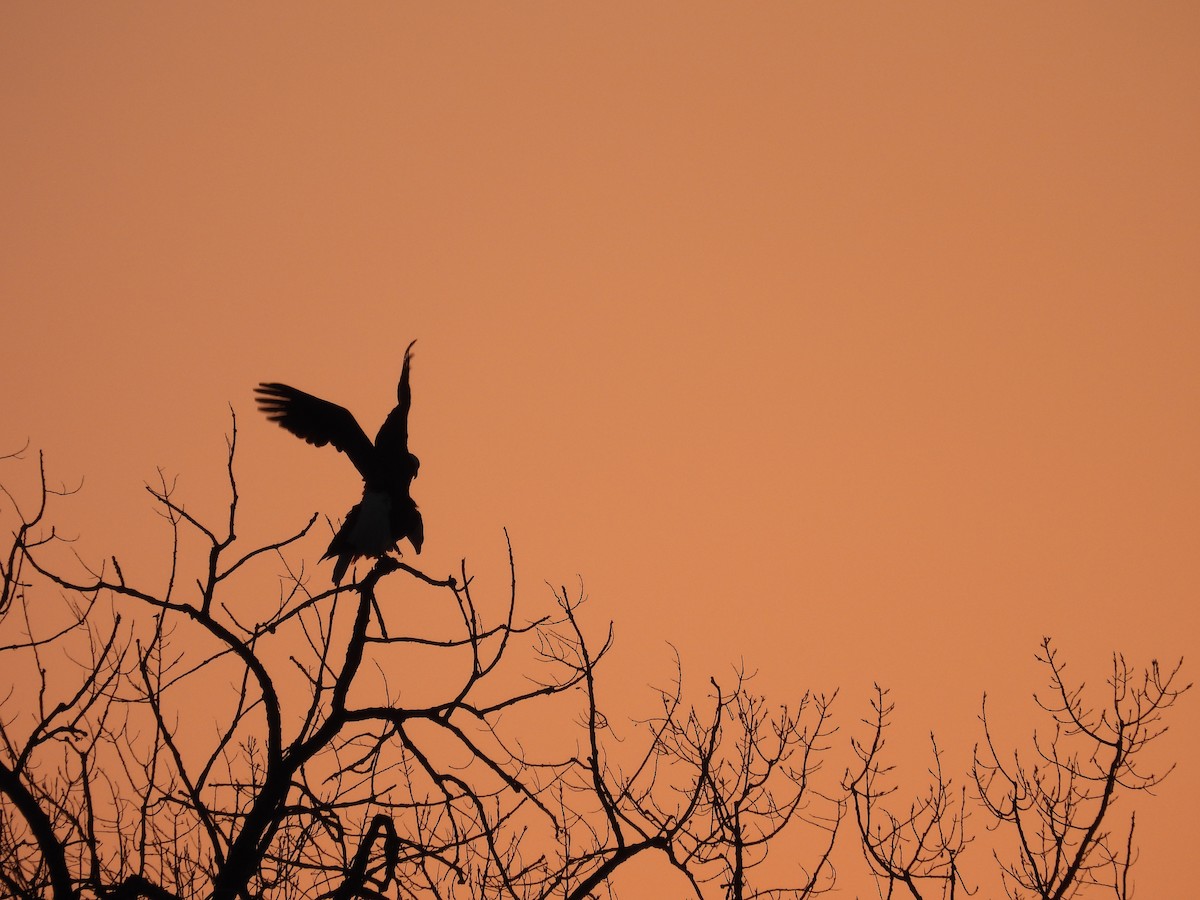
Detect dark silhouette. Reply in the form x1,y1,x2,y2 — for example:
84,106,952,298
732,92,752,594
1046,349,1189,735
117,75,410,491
255,340,423,582
0,438,1189,899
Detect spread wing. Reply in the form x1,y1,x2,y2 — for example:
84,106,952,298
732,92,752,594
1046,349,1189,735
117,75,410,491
374,340,417,466
255,383,375,478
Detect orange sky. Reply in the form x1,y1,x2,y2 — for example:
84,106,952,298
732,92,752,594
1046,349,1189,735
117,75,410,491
2,4,1197,896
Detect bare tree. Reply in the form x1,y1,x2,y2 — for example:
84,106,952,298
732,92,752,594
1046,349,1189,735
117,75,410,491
971,638,1189,900
0,428,843,900
1,430,1190,900
846,687,971,900
846,641,1189,900
546,627,843,900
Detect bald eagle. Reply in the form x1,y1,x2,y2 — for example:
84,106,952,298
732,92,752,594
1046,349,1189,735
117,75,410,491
255,341,423,584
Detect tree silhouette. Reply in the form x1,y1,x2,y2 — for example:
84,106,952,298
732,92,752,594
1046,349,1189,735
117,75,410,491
0,429,1189,900
970,640,1186,900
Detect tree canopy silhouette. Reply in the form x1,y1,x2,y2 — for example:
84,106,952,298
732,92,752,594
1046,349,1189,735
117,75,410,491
0,419,1189,900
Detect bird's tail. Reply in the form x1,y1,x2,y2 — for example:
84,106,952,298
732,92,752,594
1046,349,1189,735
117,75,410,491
331,550,352,585
325,493,397,583
324,505,362,585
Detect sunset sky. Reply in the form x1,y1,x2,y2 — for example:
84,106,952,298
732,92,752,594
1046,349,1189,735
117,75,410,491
3,4,1197,896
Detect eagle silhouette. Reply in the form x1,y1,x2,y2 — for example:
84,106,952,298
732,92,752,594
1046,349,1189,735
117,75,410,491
255,341,423,583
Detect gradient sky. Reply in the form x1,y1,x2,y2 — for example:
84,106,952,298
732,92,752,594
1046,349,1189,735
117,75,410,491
3,4,1197,896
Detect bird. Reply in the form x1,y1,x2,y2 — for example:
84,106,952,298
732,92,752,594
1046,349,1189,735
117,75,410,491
254,341,423,584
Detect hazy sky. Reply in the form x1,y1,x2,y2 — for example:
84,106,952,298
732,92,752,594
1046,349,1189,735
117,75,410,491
3,5,1197,896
